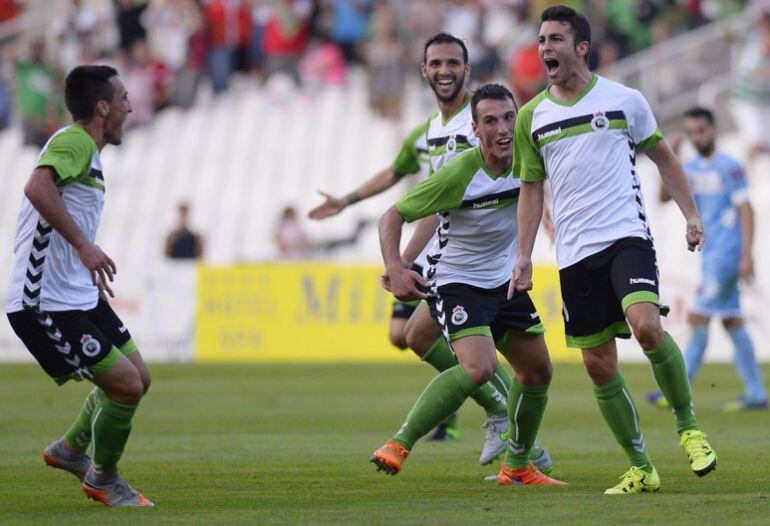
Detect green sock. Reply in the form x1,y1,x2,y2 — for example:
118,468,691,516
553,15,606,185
503,381,549,468
64,388,103,452
91,397,138,475
489,362,513,399
420,337,457,371
421,337,506,418
645,333,699,433
593,374,653,472
393,365,477,450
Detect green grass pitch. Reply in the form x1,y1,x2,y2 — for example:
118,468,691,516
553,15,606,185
1,362,768,525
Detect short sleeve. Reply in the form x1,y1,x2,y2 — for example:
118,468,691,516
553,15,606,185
514,103,545,182
395,149,477,222
392,123,427,177
626,89,663,150
37,129,95,184
725,158,749,206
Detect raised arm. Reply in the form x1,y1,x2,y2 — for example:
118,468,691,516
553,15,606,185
25,167,117,295
646,140,705,252
308,167,401,220
510,180,544,297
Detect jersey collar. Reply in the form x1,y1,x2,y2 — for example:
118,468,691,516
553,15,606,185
544,74,598,107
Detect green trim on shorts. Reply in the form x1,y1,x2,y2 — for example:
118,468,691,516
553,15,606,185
52,347,121,386
394,299,421,308
566,321,632,349
494,324,545,352
450,326,492,341
621,291,660,312
119,338,139,357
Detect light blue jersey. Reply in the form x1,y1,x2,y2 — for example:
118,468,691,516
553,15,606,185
685,151,748,316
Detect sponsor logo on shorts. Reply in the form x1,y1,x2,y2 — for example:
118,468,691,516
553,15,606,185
629,277,656,286
118,324,128,334
530,311,539,320
80,334,102,357
451,306,468,326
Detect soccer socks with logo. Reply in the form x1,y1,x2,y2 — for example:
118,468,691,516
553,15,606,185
91,397,138,475
645,333,699,433
594,375,653,472
684,325,709,380
489,362,513,400
503,381,549,468
420,337,507,418
64,387,103,452
728,326,767,404
392,365,478,450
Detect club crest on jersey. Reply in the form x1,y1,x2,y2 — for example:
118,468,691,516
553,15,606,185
591,112,609,132
80,334,101,357
447,134,457,153
451,305,468,326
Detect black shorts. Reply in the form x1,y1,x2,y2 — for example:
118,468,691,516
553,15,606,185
559,236,665,349
7,298,137,385
427,281,544,351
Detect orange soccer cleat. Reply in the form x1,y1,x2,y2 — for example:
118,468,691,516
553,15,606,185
497,462,567,486
370,440,410,475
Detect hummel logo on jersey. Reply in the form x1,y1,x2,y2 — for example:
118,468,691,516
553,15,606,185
473,198,499,209
629,277,656,286
451,306,468,326
537,128,561,141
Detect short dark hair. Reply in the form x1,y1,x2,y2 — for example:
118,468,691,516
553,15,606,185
683,106,715,125
423,32,469,64
541,5,591,56
471,84,516,122
65,65,118,121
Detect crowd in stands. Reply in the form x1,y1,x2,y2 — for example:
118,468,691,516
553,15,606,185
0,0,758,146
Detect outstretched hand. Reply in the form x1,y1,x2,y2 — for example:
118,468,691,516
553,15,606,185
308,191,347,220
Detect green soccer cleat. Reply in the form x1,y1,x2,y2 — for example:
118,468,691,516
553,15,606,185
679,429,717,477
42,439,91,481
604,466,660,495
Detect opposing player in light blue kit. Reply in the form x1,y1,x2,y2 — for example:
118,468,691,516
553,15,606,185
648,107,767,411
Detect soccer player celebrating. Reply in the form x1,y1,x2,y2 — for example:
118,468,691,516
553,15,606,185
512,5,717,494
371,84,565,486
5,66,153,507
648,108,767,411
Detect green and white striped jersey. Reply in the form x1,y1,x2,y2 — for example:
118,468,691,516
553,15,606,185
6,125,105,312
514,75,663,269
426,98,479,175
396,147,520,289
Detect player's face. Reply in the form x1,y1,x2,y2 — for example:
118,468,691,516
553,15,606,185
472,97,517,161
683,116,716,156
103,76,131,146
538,21,588,85
421,42,470,104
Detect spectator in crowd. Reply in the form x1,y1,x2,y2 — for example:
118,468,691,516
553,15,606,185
16,40,62,148
263,0,312,85
275,205,310,259
730,10,770,163
299,35,347,90
363,0,405,119
204,0,252,93
165,202,205,260
116,0,149,54
328,0,373,64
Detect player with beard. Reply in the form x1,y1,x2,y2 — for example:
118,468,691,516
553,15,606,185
647,107,767,411
512,5,717,494
5,65,153,507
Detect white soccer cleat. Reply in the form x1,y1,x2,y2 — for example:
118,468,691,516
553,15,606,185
479,415,509,465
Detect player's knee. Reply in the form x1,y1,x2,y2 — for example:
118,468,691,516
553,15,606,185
582,353,617,385
463,362,495,386
389,329,408,350
107,375,144,405
140,369,152,394
404,325,430,356
631,319,664,350
722,317,743,331
518,360,553,387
